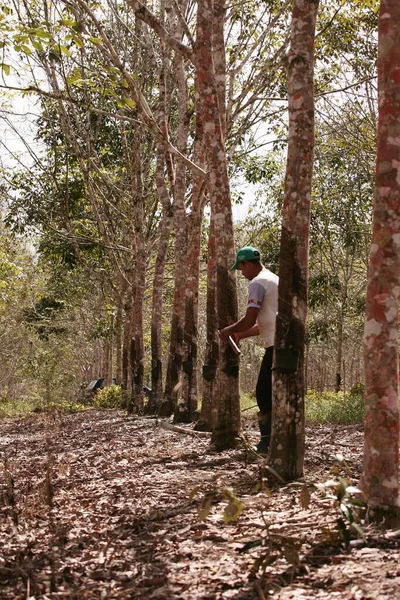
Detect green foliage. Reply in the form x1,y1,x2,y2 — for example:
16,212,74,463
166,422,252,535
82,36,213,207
5,155,106,271
349,382,364,398
308,272,341,310
90,314,115,340
34,400,88,414
94,384,123,409
240,392,257,413
242,154,282,185
305,387,364,424
315,0,378,89
0,395,39,419
316,470,367,550
306,317,336,343
23,296,66,339
0,396,87,419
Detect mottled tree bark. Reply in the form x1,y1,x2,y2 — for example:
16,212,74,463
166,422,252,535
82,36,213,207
125,124,146,413
131,278,145,412
180,77,207,423
180,178,205,421
103,338,112,386
197,216,219,431
335,249,352,393
148,151,173,413
335,312,344,393
212,0,226,138
179,211,202,422
115,300,123,385
148,9,175,413
360,0,400,510
162,52,191,418
196,0,240,449
269,0,319,480
121,299,133,402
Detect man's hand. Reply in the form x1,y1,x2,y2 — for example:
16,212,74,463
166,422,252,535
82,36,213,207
230,332,242,344
219,309,259,342
219,327,231,341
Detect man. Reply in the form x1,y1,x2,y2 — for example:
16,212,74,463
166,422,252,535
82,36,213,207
219,246,278,454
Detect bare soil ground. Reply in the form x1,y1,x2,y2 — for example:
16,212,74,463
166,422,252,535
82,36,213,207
1,410,399,599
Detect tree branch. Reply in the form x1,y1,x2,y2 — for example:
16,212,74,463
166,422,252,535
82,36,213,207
66,0,206,178
124,0,194,61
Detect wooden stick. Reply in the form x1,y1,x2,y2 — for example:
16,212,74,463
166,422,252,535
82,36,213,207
158,420,211,438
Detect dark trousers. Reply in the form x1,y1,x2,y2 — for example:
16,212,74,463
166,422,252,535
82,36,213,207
256,346,273,414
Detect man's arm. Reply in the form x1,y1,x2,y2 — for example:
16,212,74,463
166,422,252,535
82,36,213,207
219,307,259,340
232,324,259,343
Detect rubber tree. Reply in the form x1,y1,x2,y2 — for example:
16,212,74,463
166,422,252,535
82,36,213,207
161,50,191,418
148,2,176,412
195,0,240,448
149,149,173,412
269,0,319,480
127,0,240,443
180,108,207,424
360,0,400,511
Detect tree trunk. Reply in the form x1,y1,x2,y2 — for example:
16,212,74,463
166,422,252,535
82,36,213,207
131,282,145,412
115,301,123,385
360,0,400,510
122,298,133,405
133,236,145,405
148,151,173,413
319,340,325,392
97,342,104,380
180,80,207,423
148,19,175,413
109,311,114,383
162,54,190,418
179,199,204,422
335,313,343,393
269,0,319,480
212,0,226,138
103,338,111,386
195,0,240,449
335,249,351,392
197,215,219,431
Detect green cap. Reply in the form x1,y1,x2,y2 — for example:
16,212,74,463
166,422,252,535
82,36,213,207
231,246,261,270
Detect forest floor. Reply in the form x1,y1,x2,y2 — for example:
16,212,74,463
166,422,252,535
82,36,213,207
0,410,400,600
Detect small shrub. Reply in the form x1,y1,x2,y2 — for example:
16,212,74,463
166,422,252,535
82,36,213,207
34,400,88,414
0,396,39,419
94,384,123,409
53,401,87,414
316,473,366,549
0,397,88,419
349,382,364,398
305,389,364,424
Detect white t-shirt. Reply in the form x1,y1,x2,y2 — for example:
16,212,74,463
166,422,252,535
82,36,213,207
247,267,279,348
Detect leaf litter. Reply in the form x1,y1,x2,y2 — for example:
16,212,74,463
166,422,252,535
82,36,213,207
0,411,399,599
